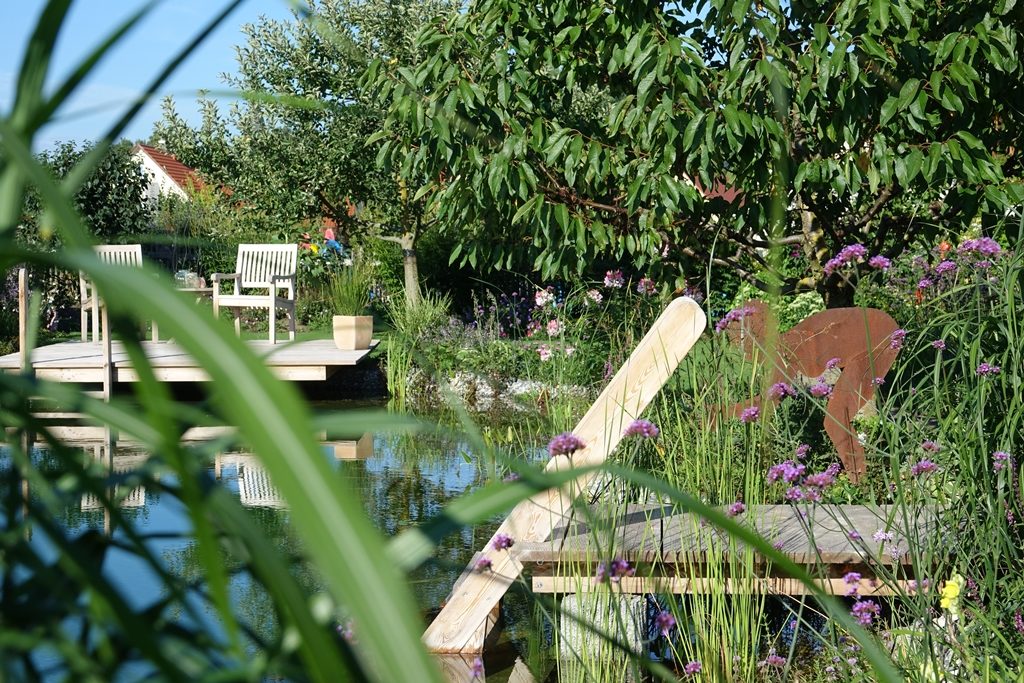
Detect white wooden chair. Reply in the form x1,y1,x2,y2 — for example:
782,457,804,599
211,244,297,344
80,245,157,342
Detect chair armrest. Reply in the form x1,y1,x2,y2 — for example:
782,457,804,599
271,274,296,297
211,273,240,283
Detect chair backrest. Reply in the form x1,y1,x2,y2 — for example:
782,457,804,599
94,244,143,267
235,244,298,288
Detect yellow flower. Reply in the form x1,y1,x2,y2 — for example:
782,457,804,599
940,573,962,611
310,244,320,255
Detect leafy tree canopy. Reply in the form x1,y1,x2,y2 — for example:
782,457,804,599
371,0,1024,305
18,139,150,245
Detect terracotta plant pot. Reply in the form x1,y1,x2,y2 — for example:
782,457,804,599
332,315,372,350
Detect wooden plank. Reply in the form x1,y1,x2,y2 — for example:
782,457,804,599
531,575,915,596
423,297,707,654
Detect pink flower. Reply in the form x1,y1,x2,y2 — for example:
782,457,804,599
604,270,625,288
475,557,493,572
683,660,702,676
534,288,554,307
851,600,880,627
910,459,938,477
871,376,885,386
585,288,603,305
760,650,786,668
823,244,868,276
595,557,635,584
844,571,862,596
739,406,760,423
491,533,514,551
714,305,754,333
768,382,797,400
768,460,806,483
993,451,1012,472
623,419,659,438
548,432,585,456
825,357,841,370
636,277,657,295
727,501,746,517
810,381,832,398
795,443,811,459
323,227,336,241
931,339,946,350
655,610,676,637
921,440,941,453
868,255,891,270
977,362,1001,376
546,319,562,337
537,344,552,362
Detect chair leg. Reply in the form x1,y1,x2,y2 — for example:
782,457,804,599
288,305,295,341
81,304,87,342
269,302,277,345
91,299,100,343
233,308,241,337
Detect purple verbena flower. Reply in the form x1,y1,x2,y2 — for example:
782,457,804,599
623,419,659,439
596,558,635,583
931,339,946,350
795,443,811,459
727,501,746,517
917,278,934,290
872,530,894,543
826,356,841,370
844,571,862,596
491,533,515,551
810,381,833,398
848,531,862,541
889,329,907,350
851,600,881,627
910,459,939,477
768,382,797,400
683,660,702,676
548,432,585,456
1013,611,1024,635
934,260,957,276
785,486,804,501
760,650,787,668
714,305,754,333
958,237,1002,258
993,451,1012,472
475,557,493,571
823,244,868,276
739,406,760,423
921,440,941,453
976,362,1001,376
655,610,676,637
868,255,891,270
871,376,885,386
768,460,806,483
471,657,485,680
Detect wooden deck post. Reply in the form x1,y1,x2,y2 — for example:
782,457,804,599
423,298,707,655
18,267,29,373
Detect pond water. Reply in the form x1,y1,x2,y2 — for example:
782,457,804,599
2,401,551,680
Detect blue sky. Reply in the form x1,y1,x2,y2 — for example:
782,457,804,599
1,1,296,151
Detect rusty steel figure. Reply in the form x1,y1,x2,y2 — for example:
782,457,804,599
723,300,901,481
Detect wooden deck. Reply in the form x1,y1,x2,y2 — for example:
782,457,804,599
514,503,935,597
0,339,376,383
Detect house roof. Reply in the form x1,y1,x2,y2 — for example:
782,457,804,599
134,144,205,193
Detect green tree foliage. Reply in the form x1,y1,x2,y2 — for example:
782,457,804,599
153,0,460,302
19,139,150,244
371,0,1024,305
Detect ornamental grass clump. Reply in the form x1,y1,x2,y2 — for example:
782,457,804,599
329,259,372,315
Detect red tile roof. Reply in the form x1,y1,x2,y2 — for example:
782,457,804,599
135,144,205,193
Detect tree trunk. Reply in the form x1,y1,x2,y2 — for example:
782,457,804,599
820,278,856,308
399,232,420,305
